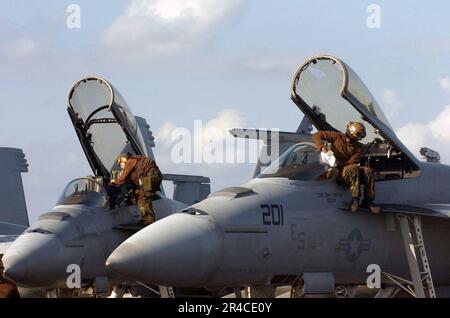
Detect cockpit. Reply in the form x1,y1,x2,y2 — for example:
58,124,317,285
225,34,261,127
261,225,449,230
290,55,420,180
258,143,327,181
56,178,108,208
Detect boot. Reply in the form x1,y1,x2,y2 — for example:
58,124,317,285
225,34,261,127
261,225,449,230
361,198,380,214
138,206,155,226
350,198,360,213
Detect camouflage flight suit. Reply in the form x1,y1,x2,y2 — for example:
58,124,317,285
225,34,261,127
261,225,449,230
337,164,375,200
114,156,163,225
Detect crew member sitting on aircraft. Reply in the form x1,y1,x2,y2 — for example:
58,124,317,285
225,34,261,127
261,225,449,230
312,121,380,214
110,153,163,225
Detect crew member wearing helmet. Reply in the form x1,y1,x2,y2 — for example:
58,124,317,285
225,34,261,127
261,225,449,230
312,121,380,213
110,153,163,225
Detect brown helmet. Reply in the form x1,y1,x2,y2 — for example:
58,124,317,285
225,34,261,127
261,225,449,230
345,121,366,141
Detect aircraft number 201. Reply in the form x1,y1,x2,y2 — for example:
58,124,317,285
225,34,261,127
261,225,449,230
261,204,284,226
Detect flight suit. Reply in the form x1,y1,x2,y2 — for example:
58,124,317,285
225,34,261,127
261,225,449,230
114,156,163,224
337,164,375,199
312,131,376,202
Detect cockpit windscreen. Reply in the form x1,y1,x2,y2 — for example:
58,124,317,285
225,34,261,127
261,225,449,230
258,143,327,181
56,178,108,207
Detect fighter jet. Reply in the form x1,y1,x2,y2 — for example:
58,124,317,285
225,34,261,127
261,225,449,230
106,55,450,298
2,77,210,297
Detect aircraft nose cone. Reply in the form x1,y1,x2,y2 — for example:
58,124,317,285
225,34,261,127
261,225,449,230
107,213,223,286
2,233,66,287
106,242,143,278
3,257,27,283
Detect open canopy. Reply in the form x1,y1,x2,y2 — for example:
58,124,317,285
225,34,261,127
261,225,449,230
290,55,420,178
67,77,147,177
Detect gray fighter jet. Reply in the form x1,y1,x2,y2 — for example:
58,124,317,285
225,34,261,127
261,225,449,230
2,77,210,297
106,55,450,298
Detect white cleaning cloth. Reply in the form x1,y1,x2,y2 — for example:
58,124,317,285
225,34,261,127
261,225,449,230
320,151,337,167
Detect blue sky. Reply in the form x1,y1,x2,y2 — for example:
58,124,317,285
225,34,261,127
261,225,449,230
1,0,450,221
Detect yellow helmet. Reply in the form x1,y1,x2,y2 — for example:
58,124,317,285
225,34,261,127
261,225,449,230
117,153,130,165
345,121,366,141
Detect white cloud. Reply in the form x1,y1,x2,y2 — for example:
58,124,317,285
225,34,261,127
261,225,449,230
153,108,255,198
127,0,236,22
429,105,450,142
381,89,403,119
156,108,247,149
396,105,450,163
0,36,62,80
0,37,41,62
155,121,177,147
395,79,450,162
392,78,450,163
202,109,246,140
153,108,267,166
101,0,241,61
396,123,430,157
439,77,450,92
